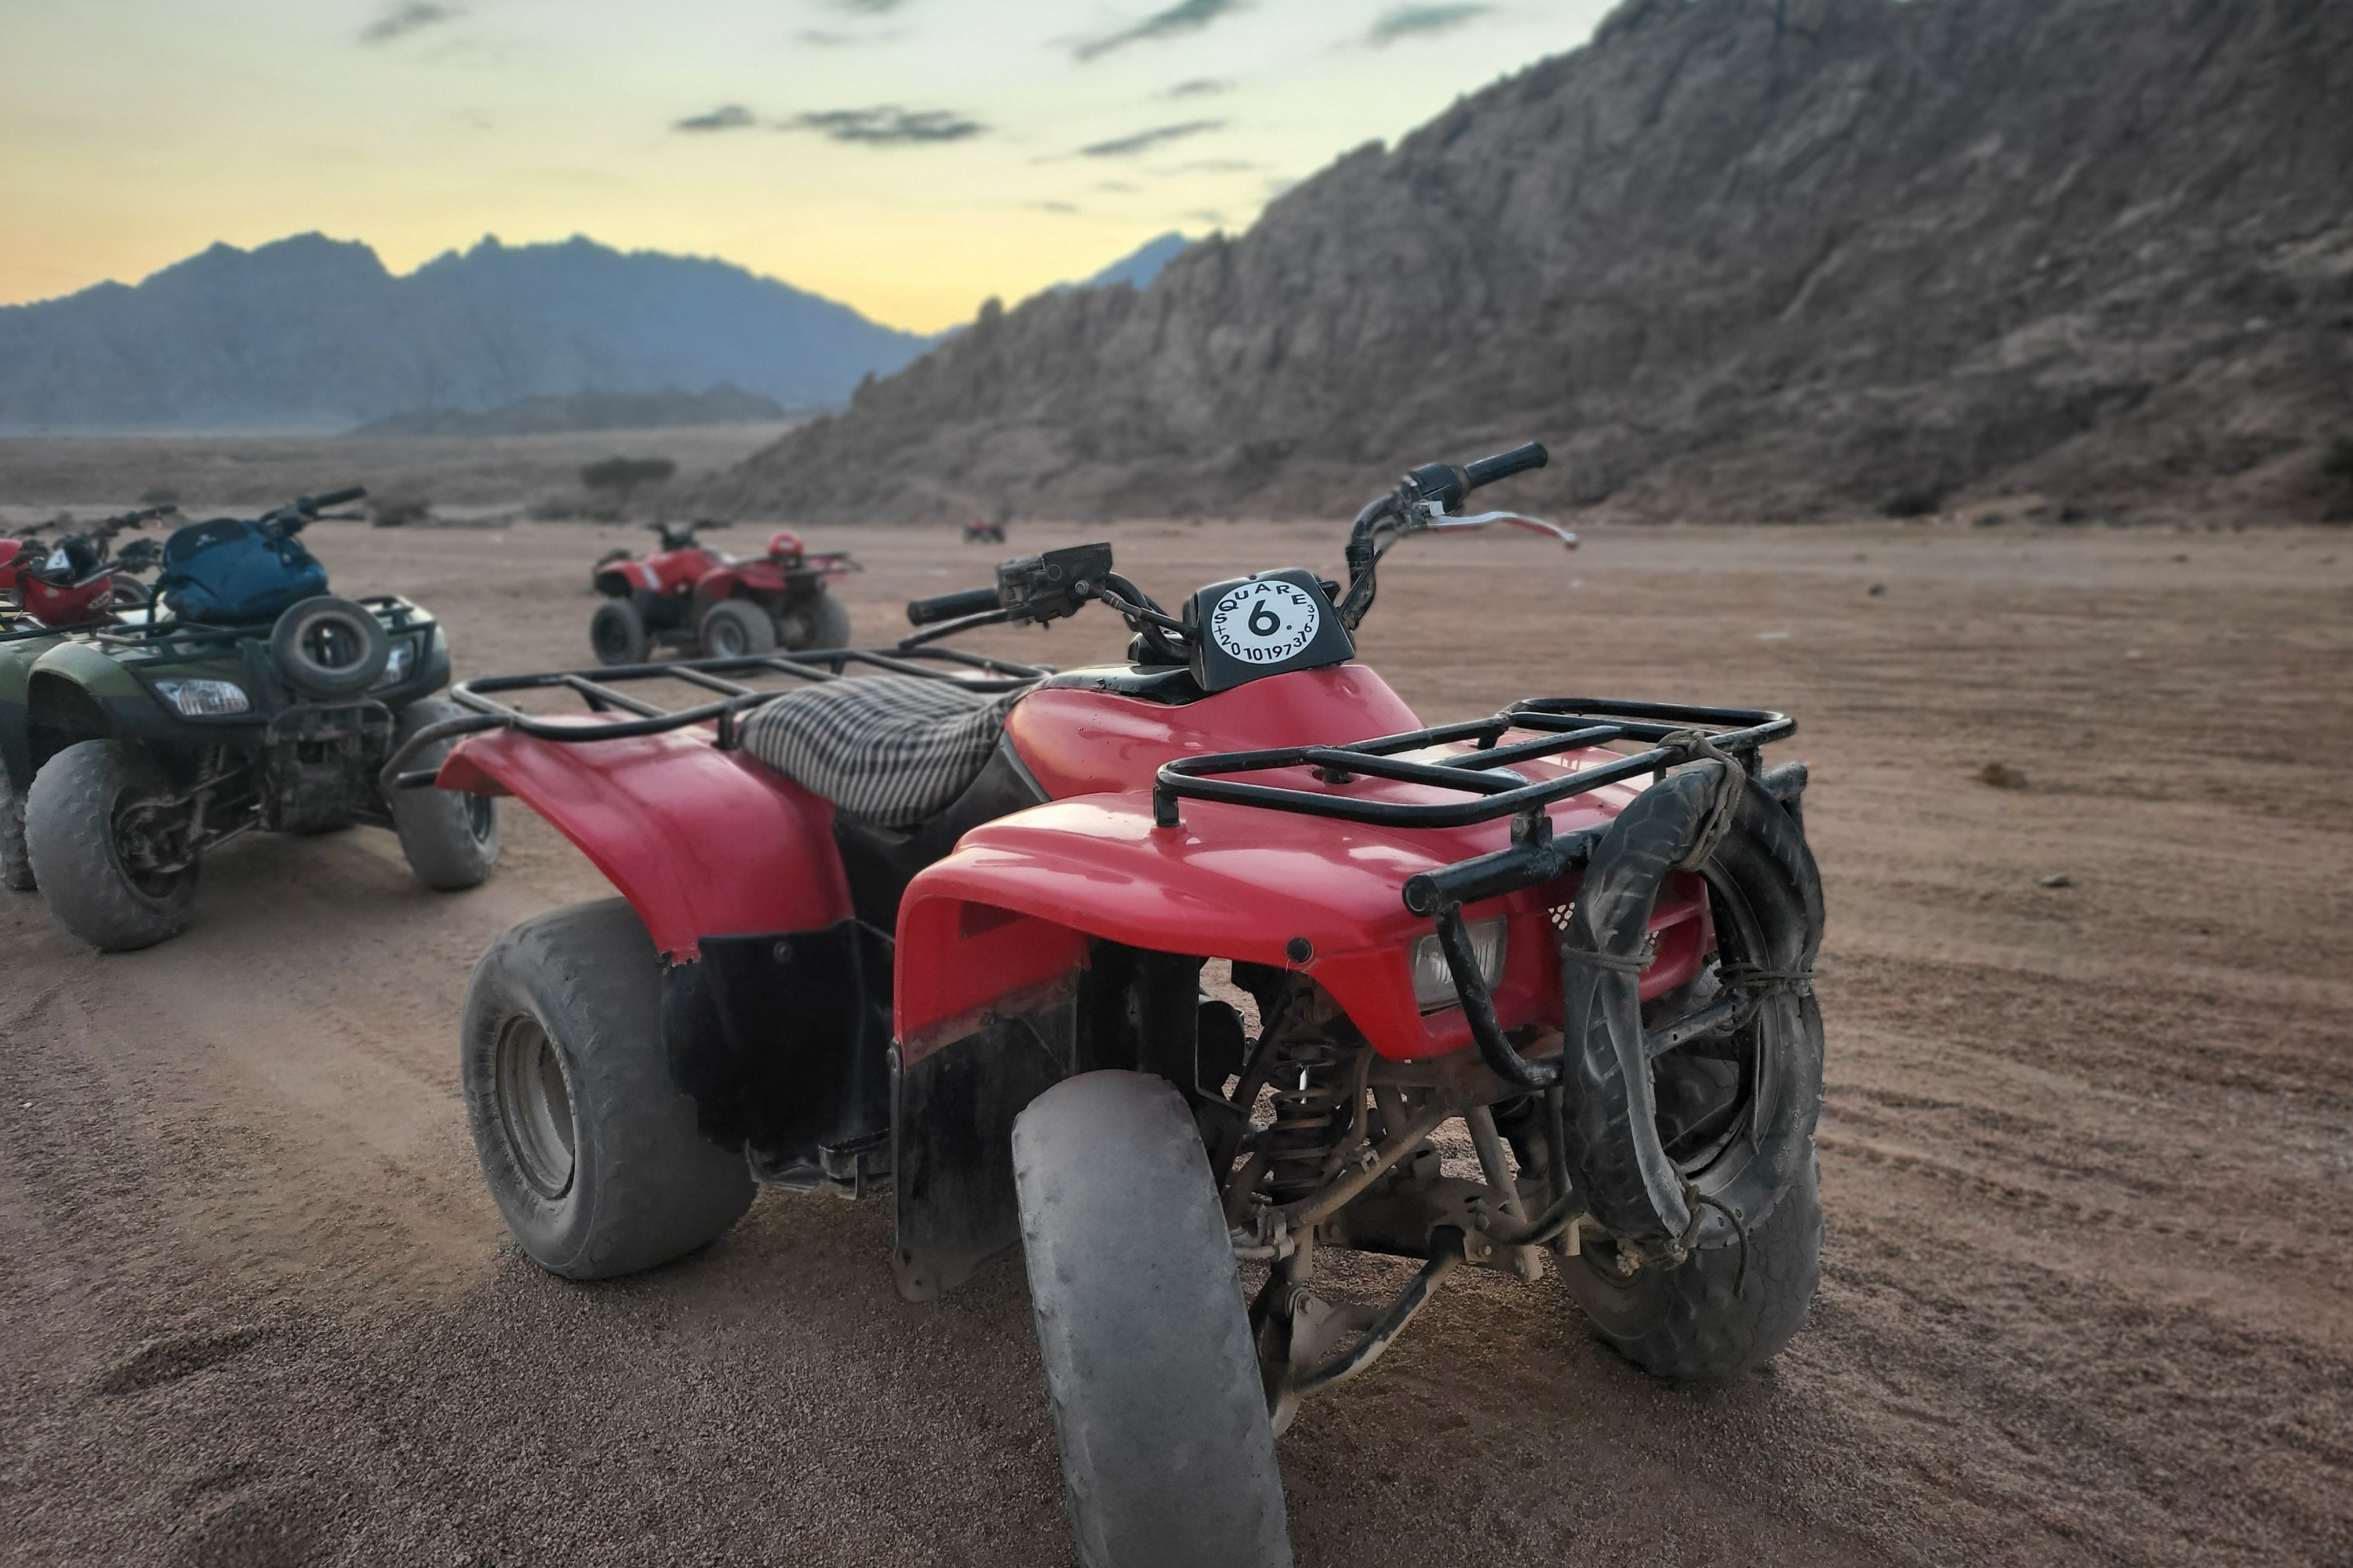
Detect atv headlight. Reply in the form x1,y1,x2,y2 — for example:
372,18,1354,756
1409,916,1507,1012
153,678,251,718
373,639,415,688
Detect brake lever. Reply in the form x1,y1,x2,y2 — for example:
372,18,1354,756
1413,503,1578,549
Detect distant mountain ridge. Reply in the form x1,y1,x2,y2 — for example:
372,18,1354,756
348,383,790,438
0,235,933,435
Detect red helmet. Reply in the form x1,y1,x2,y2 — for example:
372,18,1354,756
765,529,805,561
0,538,23,592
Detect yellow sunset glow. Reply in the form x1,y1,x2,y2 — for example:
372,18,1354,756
0,2,1611,331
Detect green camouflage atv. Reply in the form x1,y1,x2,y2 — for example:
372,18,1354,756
0,489,499,951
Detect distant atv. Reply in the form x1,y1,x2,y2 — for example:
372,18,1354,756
2,505,173,623
589,520,857,664
1,488,499,951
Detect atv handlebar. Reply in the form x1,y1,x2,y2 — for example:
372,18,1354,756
1405,442,1548,515
907,586,1002,626
1338,441,1565,631
303,487,367,512
1465,442,1547,492
915,439,1563,646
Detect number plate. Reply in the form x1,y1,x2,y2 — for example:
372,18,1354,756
1186,569,1355,693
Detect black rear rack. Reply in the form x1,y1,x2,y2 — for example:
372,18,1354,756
381,642,1053,789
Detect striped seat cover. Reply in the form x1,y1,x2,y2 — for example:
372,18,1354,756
737,675,1031,828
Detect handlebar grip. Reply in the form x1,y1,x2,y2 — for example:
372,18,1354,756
1462,442,1547,492
304,487,368,511
907,586,1002,626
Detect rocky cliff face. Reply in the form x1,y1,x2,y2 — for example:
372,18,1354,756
702,0,2353,525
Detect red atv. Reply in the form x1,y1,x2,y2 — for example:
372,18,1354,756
587,520,857,664
391,443,1824,1565
962,517,1007,544
3,505,173,624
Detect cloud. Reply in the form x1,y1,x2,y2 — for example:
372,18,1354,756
1075,0,1248,63
674,104,757,133
1369,4,1493,44
787,107,985,145
361,2,460,44
1163,78,1233,98
1033,201,1082,214
1079,120,1224,158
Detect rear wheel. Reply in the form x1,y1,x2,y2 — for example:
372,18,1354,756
0,771,34,891
461,898,753,1278
1013,1071,1292,1568
776,591,852,652
590,598,649,666
385,697,500,890
24,739,198,951
698,598,776,658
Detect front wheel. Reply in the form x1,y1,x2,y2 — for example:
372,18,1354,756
1013,1071,1292,1568
23,739,198,951
461,898,754,1279
1559,1155,1822,1381
590,597,649,666
386,698,500,890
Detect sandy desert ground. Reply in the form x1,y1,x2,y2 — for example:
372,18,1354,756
2,482,2350,1566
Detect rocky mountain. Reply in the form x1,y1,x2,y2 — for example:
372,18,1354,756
347,383,787,438
701,0,2353,526
0,235,930,435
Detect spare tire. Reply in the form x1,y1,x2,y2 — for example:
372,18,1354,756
1551,766,1825,1380
1559,769,1823,1250
271,595,391,697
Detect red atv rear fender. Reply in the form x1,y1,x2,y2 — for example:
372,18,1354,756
593,561,657,597
896,775,1711,1064
438,722,850,959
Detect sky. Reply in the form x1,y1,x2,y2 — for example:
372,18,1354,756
0,2,1613,333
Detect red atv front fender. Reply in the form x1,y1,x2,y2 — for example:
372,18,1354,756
438,723,851,959
895,784,1711,1065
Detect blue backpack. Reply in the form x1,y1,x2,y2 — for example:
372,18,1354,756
156,518,329,624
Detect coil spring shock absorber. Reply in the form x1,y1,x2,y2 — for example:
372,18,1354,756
1264,1029,1358,1204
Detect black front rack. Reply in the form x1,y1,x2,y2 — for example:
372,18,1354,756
381,642,1053,789
1153,697,1796,916
1154,697,1791,831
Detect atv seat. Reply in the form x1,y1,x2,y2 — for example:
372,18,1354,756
739,675,1042,926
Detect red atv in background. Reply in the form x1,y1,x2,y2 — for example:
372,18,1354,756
2,506,173,625
392,443,1824,1566
962,517,1006,545
587,520,858,664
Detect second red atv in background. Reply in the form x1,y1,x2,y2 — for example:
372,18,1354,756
588,520,857,664
2,505,173,625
